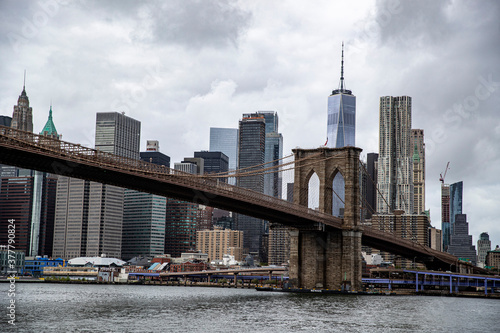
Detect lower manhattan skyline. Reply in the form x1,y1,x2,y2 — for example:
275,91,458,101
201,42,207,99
1,0,499,250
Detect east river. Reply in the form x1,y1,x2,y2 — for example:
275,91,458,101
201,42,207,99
1,283,499,332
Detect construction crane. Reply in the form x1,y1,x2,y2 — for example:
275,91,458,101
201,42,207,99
439,162,450,183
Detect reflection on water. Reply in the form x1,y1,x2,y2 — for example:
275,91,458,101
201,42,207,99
1,283,499,332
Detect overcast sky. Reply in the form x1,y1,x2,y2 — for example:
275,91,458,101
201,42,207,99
1,0,499,248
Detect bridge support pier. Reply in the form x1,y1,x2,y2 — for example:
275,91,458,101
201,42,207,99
289,229,362,290
290,147,363,291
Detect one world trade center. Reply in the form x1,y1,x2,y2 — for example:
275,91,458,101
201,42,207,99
326,43,356,217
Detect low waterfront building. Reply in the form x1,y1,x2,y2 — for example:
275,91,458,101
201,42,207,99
151,254,172,264
170,261,208,272
67,256,126,267
23,256,65,277
98,267,128,282
43,266,99,280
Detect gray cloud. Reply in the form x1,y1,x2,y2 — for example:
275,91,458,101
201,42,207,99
130,0,251,49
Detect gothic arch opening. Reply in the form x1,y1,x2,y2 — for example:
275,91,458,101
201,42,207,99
331,169,345,217
307,172,320,210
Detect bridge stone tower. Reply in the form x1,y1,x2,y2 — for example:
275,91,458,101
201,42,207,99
289,147,363,291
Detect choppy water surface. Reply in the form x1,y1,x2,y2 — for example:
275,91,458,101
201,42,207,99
1,283,499,332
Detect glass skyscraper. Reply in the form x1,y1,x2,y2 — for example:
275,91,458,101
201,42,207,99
449,181,463,235
209,128,239,171
122,148,171,260
257,111,283,198
327,44,356,216
236,114,266,258
441,184,451,251
326,45,356,149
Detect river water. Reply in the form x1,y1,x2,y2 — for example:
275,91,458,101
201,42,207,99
1,283,499,332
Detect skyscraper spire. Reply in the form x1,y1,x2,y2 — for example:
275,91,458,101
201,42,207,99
12,71,33,132
22,70,27,96
340,41,345,91
331,42,351,95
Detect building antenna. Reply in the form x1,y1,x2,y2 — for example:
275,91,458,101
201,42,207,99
23,70,26,91
340,42,345,91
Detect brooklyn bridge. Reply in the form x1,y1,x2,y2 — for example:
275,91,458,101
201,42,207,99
0,126,482,290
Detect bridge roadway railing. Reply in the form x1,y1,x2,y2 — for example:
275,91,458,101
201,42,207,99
362,225,458,264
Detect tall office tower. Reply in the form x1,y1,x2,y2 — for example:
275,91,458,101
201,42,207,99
95,112,141,160
254,111,284,264
194,151,229,176
53,177,90,259
91,113,140,259
326,45,356,216
257,111,283,198
122,144,170,261
447,214,476,265
441,184,450,251
411,129,425,214
196,226,244,261
122,189,166,260
477,232,491,267
365,153,379,219
377,96,414,214
449,181,463,235
0,175,56,256
164,164,200,257
209,127,239,184
237,113,266,258
54,112,140,259
11,76,33,133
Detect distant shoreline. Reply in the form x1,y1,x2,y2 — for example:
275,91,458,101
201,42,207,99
2,278,499,299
